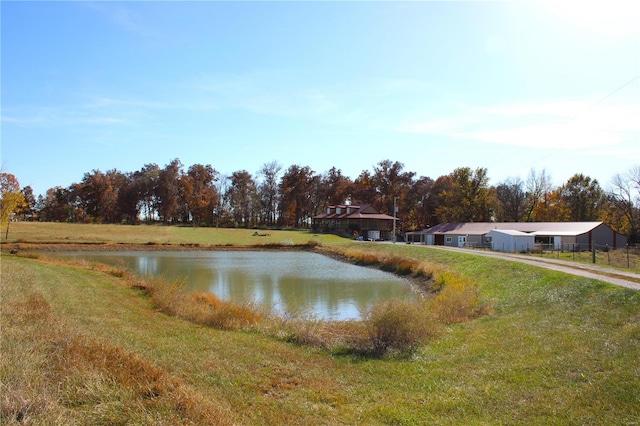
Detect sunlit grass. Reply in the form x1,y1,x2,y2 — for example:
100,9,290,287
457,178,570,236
2,223,640,424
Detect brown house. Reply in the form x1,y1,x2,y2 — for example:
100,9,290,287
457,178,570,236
312,204,396,240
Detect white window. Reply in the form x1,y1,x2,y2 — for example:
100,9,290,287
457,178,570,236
445,237,452,243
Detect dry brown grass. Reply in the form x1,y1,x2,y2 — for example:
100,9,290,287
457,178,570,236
1,284,238,425
147,280,263,330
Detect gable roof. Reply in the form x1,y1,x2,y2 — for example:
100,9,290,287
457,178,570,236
313,204,396,221
410,222,606,237
486,229,534,237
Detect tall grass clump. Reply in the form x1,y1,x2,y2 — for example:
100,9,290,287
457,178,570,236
267,305,325,347
410,261,441,280
140,278,262,330
340,248,421,276
331,247,445,282
428,271,487,324
380,256,417,275
342,248,380,266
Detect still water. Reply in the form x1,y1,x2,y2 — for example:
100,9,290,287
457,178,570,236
58,251,414,320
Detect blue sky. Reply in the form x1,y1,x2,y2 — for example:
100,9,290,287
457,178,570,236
2,1,639,198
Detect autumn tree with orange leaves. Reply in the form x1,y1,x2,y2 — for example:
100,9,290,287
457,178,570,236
0,172,26,240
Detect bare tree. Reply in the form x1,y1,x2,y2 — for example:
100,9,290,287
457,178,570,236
257,161,282,227
524,168,553,222
607,165,640,242
495,177,525,222
215,173,231,227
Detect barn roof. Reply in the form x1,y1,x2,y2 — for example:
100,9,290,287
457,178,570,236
407,222,606,236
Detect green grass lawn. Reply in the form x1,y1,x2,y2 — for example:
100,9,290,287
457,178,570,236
2,223,640,424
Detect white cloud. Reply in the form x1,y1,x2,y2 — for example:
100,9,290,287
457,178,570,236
193,71,341,118
84,97,169,110
537,0,640,41
84,3,160,40
1,105,130,128
397,99,640,150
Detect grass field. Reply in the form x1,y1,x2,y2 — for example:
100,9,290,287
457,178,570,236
5,221,347,247
2,223,640,424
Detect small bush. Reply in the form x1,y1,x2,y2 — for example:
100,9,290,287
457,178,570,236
360,299,439,356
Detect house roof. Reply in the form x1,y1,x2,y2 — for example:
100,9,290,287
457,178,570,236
313,204,396,221
407,222,606,237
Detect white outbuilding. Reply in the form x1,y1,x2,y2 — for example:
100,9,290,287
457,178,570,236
405,221,627,250
485,229,535,253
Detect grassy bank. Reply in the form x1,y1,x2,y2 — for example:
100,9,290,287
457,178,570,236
2,223,640,424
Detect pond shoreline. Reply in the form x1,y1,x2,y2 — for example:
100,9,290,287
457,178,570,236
5,241,434,297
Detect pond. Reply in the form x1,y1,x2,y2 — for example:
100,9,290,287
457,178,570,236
55,251,415,320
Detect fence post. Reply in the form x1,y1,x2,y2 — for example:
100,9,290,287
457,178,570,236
592,244,596,264
628,244,631,269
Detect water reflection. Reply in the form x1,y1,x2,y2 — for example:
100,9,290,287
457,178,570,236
55,251,413,320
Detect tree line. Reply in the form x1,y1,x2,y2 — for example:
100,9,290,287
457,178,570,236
5,160,640,241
